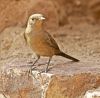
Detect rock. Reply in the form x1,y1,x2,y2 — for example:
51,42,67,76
46,73,100,98
0,70,40,98
0,67,100,98
0,94,10,98
84,88,100,98
0,68,53,98
0,23,100,98
89,0,100,23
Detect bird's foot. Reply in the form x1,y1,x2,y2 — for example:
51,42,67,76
27,66,37,78
45,64,54,73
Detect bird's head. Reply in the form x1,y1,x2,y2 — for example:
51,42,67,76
28,13,45,26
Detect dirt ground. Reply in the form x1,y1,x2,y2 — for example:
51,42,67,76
0,22,100,73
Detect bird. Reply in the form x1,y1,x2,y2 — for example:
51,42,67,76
24,13,79,72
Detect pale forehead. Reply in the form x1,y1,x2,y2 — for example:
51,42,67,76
30,14,44,19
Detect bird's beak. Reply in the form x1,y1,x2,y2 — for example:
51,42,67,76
40,16,45,20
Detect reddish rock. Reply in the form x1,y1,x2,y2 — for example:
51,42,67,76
0,0,59,33
89,0,100,23
1,0,100,33
46,74,100,98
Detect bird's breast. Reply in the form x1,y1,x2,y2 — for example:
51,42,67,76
28,34,57,56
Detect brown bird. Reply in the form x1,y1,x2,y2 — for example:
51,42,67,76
24,14,79,72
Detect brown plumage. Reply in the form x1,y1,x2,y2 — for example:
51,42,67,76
24,14,79,72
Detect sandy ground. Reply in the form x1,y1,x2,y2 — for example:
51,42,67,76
0,22,100,74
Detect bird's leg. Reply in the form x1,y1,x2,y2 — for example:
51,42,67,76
28,55,40,77
45,57,52,73
32,55,40,69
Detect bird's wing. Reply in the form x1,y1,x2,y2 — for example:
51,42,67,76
44,31,60,50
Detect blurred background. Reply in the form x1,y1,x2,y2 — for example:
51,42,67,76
0,0,100,32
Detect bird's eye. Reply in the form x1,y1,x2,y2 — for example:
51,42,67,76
32,18,34,21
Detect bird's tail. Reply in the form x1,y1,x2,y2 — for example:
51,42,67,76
57,51,79,62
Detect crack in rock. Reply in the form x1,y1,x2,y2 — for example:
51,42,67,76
31,71,53,98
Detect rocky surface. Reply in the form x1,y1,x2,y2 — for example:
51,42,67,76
84,88,100,98
0,23,100,98
46,74,100,98
0,70,100,98
0,0,100,98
